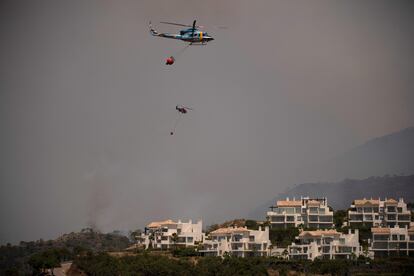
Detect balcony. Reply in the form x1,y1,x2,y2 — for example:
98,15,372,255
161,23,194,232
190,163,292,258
398,215,411,221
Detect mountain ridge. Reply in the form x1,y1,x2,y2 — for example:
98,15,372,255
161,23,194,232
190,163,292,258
249,126,414,219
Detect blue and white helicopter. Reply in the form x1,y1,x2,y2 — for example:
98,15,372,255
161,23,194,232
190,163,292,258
149,20,214,45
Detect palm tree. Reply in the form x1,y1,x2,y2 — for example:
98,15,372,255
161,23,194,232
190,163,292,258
171,233,178,251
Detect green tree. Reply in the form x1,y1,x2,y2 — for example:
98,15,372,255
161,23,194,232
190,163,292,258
269,228,299,247
245,220,259,230
206,223,220,234
333,210,347,229
129,229,142,243
28,249,61,275
171,233,179,250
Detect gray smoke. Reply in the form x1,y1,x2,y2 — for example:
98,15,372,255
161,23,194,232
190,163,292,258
1,0,414,244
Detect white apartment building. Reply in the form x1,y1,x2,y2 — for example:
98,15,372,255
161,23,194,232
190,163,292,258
288,229,361,260
370,226,414,258
348,198,411,228
142,219,204,250
267,197,334,229
200,226,271,257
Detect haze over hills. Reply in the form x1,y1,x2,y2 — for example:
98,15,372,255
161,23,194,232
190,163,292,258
307,126,414,182
250,127,414,219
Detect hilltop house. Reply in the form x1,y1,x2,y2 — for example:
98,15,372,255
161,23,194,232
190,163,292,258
200,226,271,257
288,229,361,260
370,225,414,258
348,198,411,228
141,219,204,250
267,197,334,229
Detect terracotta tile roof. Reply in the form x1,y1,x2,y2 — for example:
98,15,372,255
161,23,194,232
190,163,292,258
371,227,391,234
147,219,177,228
385,198,398,204
307,200,321,206
210,227,249,235
299,229,340,237
354,199,380,206
276,200,302,207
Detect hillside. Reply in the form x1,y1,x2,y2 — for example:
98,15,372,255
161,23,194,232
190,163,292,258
0,228,131,275
250,174,414,220
310,127,414,182
249,127,414,219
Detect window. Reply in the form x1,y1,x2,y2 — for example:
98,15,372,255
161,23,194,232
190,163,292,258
249,235,255,242
374,235,388,241
309,215,318,222
187,237,193,243
319,216,333,222
364,207,373,213
400,235,405,241
286,208,295,214
349,214,363,221
271,216,285,222
387,206,396,212
373,242,388,249
387,214,397,220
309,207,318,213
392,235,398,241
397,207,403,213
398,215,410,221
233,234,242,242
286,216,295,222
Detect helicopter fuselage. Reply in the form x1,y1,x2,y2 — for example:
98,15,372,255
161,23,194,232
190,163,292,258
150,25,214,44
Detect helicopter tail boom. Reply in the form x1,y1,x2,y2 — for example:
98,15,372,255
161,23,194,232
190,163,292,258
149,21,181,40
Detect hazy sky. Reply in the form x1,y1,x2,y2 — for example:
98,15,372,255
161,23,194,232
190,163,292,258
1,0,414,244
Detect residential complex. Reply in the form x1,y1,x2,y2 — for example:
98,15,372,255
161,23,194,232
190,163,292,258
288,229,361,260
370,226,414,258
133,196,413,260
142,219,204,250
200,226,271,257
348,198,411,228
267,197,334,229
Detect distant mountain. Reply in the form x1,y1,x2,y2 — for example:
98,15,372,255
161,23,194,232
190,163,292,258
250,127,414,219
311,126,414,182
250,174,414,220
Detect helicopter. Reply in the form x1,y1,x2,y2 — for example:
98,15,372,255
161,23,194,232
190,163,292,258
149,20,214,45
170,105,192,135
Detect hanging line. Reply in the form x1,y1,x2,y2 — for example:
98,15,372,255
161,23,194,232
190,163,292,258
170,113,183,135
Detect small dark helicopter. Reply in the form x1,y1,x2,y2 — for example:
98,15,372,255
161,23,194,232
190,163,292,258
176,105,192,114
170,106,192,135
149,20,214,45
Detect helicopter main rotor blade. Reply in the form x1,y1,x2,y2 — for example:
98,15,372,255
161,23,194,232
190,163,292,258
160,21,191,27
191,20,196,38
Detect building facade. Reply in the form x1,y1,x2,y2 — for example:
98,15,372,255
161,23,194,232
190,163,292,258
267,197,334,229
200,226,271,257
142,219,204,250
370,226,414,258
348,198,411,228
288,229,361,260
